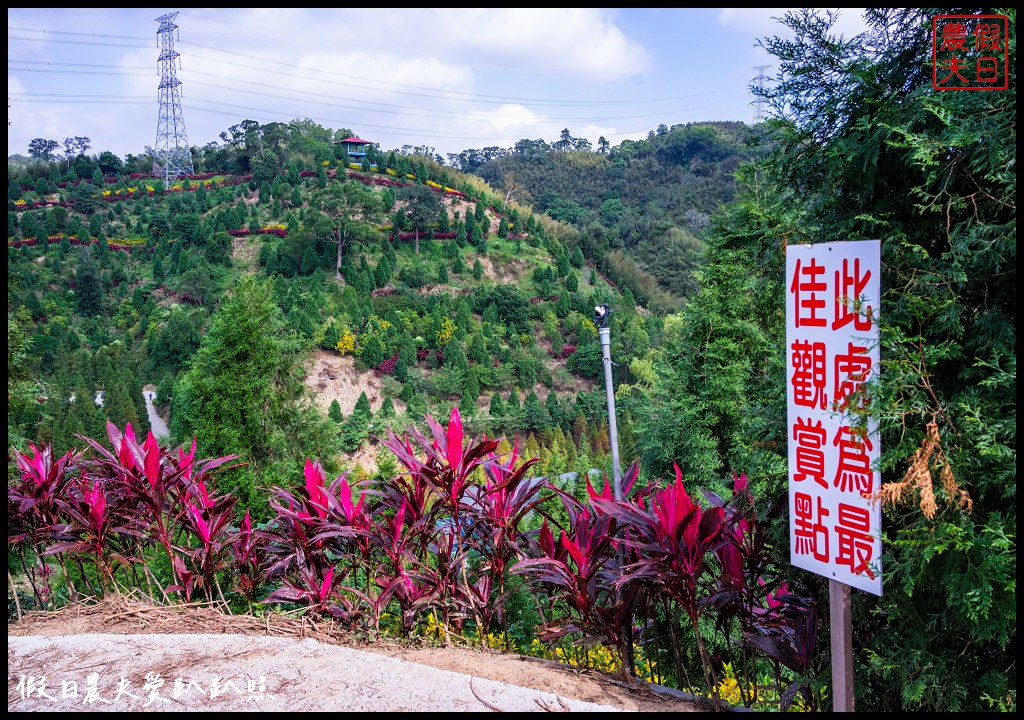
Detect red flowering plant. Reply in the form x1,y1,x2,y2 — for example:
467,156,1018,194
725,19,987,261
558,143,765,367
42,477,137,592
77,423,239,601
180,468,240,603
229,509,266,606
702,472,822,711
263,459,380,625
263,459,341,589
461,439,544,644
9,442,84,607
591,463,726,703
380,407,501,635
511,462,641,678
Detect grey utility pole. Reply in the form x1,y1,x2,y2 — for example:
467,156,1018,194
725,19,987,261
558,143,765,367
154,12,194,187
594,304,622,500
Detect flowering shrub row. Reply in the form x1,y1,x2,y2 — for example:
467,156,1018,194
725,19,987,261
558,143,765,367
227,227,288,238
547,345,577,360
346,171,410,190
373,353,400,377
9,412,821,711
8,235,152,253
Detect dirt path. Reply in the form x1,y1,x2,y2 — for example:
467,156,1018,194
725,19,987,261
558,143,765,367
8,598,713,713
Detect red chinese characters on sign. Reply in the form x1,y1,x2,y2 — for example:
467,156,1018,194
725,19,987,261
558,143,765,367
791,340,827,409
832,425,874,495
786,240,882,596
793,491,829,562
833,342,872,412
835,504,876,579
932,14,1010,90
792,417,828,489
789,258,828,328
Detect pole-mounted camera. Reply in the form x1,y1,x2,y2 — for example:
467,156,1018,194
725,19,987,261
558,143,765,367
593,303,611,329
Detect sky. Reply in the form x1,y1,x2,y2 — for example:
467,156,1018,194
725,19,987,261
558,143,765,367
8,8,871,163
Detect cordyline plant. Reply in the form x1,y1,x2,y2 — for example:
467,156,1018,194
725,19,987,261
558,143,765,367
77,423,239,601
181,471,239,603
591,463,727,707
9,442,81,607
511,462,641,678
43,476,139,593
379,407,502,639
701,473,822,711
263,459,341,598
461,438,544,646
229,509,265,606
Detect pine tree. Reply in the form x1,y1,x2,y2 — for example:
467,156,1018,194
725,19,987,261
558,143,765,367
75,250,103,316
506,388,521,413
464,365,481,401
524,432,541,463
360,332,385,369
329,399,344,424
488,392,506,421
169,275,335,517
571,413,589,450
522,390,549,432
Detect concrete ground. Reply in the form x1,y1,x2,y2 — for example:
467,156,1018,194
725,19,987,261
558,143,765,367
8,633,627,712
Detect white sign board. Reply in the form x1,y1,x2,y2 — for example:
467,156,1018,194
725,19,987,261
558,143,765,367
786,240,882,596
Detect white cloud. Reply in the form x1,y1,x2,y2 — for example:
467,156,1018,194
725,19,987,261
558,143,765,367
717,7,868,40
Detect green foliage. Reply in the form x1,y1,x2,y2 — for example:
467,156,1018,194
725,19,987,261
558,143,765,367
359,332,385,370
170,275,335,518
634,8,1016,712
74,250,103,316
328,398,343,424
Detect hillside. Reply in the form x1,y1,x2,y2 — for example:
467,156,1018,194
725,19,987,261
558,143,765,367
466,121,761,308
8,152,650,509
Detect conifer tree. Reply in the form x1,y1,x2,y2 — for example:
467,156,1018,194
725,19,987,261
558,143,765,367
524,432,541,463
360,332,385,370
329,399,344,424
488,392,506,421
506,388,521,413
464,365,481,401
570,412,589,450
544,391,562,430
522,390,549,432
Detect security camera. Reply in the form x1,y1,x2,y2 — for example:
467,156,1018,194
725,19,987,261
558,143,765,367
593,303,611,328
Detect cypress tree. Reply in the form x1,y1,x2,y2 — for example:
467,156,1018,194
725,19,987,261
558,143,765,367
329,399,344,424
522,390,549,432
489,392,506,421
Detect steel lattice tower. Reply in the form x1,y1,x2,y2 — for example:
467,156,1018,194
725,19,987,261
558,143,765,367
751,65,770,124
154,12,194,185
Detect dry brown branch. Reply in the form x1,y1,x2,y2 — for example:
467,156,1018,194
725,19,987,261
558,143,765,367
470,676,505,711
873,421,972,519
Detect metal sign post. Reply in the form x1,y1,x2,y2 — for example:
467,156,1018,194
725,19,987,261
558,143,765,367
594,304,622,500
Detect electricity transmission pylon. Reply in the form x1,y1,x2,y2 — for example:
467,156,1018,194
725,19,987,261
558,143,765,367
154,12,194,186
751,64,770,123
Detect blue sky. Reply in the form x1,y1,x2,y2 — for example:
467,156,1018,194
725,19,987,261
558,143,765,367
8,8,870,163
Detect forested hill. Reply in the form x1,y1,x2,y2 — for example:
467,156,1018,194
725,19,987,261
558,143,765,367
462,122,760,309
8,120,756,520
